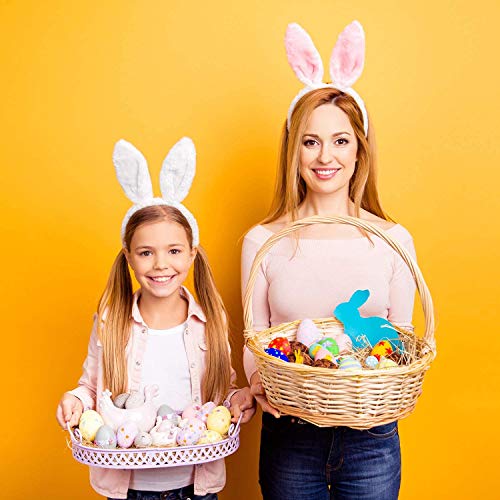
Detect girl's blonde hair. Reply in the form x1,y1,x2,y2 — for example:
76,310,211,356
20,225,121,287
97,205,231,403
263,87,390,224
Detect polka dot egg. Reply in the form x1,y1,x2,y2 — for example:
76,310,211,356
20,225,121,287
78,410,104,441
207,406,232,435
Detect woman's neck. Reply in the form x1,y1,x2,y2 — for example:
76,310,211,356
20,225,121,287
137,288,189,330
298,189,355,218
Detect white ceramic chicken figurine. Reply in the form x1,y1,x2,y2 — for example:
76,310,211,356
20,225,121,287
150,416,179,446
98,385,159,432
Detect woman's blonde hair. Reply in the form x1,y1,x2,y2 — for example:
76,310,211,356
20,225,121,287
263,87,389,224
97,205,231,403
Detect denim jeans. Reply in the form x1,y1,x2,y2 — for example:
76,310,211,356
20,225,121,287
259,413,401,500
108,484,218,500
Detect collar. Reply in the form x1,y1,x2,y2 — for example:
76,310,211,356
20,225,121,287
131,286,207,326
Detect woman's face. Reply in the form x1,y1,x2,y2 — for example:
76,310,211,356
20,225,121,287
299,103,358,197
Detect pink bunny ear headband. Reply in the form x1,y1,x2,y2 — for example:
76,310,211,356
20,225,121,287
112,137,199,248
285,20,368,136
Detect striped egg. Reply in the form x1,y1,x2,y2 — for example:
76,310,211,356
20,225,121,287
338,357,362,371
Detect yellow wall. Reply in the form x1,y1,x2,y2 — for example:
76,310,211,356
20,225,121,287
1,1,498,498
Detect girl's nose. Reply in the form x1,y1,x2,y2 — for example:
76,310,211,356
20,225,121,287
154,257,170,270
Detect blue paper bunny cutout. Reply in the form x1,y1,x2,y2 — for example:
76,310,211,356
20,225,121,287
334,290,401,350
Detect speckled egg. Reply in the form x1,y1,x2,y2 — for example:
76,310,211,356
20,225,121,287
116,421,139,448
182,404,202,420
338,356,363,371
94,425,117,449
377,357,399,369
134,431,153,448
268,337,292,355
113,393,130,409
197,402,217,423
365,355,379,369
264,348,289,362
79,410,104,441
197,429,223,444
125,391,144,409
319,337,340,356
370,340,393,361
206,406,231,435
176,422,203,446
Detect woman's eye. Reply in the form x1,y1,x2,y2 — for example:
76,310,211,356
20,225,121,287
303,139,318,147
335,138,349,145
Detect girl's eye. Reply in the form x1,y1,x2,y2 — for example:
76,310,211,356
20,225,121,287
303,139,319,147
169,249,181,255
335,138,349,145
140,250,152,257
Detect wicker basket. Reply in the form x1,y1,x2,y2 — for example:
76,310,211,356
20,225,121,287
244,215,436,429
67,417,241,469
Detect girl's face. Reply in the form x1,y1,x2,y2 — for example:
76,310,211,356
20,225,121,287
125,220,196,300
299,103,358,197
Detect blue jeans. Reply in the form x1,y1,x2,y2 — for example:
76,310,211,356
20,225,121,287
259,413,401,500
108,484,218,500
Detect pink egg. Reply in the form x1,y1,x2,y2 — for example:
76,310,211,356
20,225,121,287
116,421,139,448
334,333,353,354
182,404,202,420
313,347,334,362
296,319,322,347
176,418,205,446
196,402,217,423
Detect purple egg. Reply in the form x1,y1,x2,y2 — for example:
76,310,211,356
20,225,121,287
265,348,289,362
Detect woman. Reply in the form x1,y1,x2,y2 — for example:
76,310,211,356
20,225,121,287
241,22,416,499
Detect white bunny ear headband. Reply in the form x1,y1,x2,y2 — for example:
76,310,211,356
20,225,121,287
112,137,199,247
285,20,368,135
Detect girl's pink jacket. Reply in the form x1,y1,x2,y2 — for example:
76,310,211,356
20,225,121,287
69,286,239,499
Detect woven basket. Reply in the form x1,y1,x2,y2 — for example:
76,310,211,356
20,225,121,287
244,215,436,429
67,417,241,469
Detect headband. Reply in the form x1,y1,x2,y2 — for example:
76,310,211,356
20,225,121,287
285,21,368,135
112,137,199,247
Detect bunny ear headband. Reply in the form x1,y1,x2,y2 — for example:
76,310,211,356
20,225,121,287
285,20,368,135
112,137,199,247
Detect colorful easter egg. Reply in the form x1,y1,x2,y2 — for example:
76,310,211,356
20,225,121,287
197,402,217,423
207,406,232,435
116,421,139,448
268,337,292,355
370,340,393,361
338,356,362,371
308,342,323,358
296,319,322,347
319,337,340,356
94,425,117,449
79,410,104,442
182,404,202,420
197,429,223,445
377,357,399,369
334,333,353,354
176,422,203,446
365,355,379,369
313,347,334,362
265,348,289,362
134,431,153,448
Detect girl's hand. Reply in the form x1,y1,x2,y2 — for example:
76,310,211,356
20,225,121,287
229,387,256,424
56,393,84,429
250,372,280,418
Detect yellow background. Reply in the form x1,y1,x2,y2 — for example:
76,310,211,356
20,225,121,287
1,0,499,498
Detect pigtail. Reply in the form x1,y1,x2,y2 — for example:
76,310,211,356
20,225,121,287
194,247,231,404
97,249,133,396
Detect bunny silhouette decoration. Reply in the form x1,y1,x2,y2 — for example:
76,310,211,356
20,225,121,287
112,137,199,247
334,290,400,350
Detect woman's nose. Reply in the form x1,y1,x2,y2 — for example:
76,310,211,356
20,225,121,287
318,145,333,164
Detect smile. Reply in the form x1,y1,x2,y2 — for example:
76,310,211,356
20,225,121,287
312,168,340,180
147,275,176,283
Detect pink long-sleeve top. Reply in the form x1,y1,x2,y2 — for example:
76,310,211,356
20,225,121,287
241,223,417,382
69,286,238,499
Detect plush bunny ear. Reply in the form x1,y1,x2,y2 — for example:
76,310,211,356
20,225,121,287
160,137,196,203
329,20,365,89
349,289,370,308
113,139,153,203
285,23,324,86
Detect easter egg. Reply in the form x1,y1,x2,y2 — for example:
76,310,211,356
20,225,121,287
125,391,144,409
265,348,289,362
182,404,202,420
206,406,232,435
338,356,362,371
79,410,104,441
268,337,292,355
113,393,130,409
134,431,153,448
197,402,217,423
334,333,353,354
296,319,322,347
377,357,398,369
313,347,334,362
176,420,204,446
308,342,323,358
94,425,117,449
365,355,379,369
157,404,176,418
197,429,223,444
319,337,340,356
370,340,393,361
116,421,139,448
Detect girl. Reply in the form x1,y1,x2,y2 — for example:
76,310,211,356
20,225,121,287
241,22,416,499
57,137,254,500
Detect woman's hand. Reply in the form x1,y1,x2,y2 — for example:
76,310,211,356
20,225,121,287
229,387,256,424
250,372,280,418
56,393,84,429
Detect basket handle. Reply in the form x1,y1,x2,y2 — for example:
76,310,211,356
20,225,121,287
243,215,435,350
